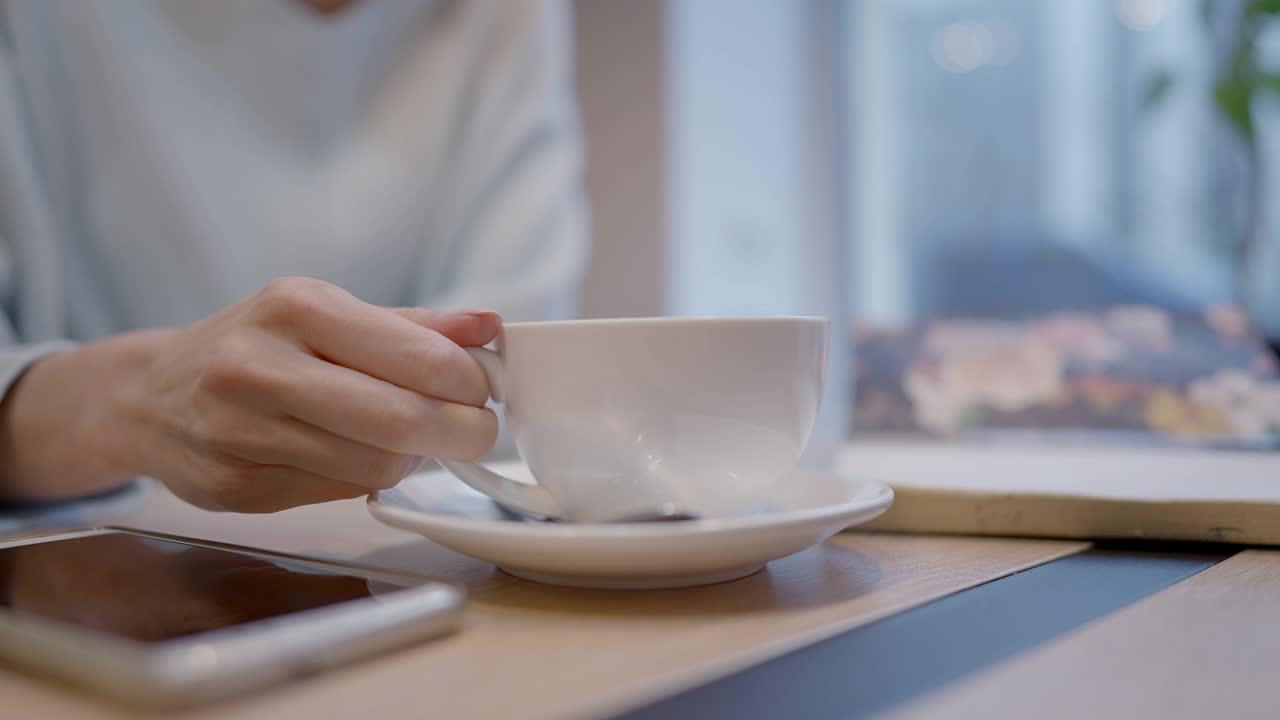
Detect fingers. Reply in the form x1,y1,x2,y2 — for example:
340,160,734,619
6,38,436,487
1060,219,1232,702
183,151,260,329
156,278,507,515
209,465,372,514
255,352,499,459
392,307,502,348
213,416,423,491
248,278,494,407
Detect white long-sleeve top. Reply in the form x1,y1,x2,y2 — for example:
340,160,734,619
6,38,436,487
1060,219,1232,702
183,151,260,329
0,0,588,398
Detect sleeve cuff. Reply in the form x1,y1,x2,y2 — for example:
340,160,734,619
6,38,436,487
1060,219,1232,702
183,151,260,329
0,479,151,537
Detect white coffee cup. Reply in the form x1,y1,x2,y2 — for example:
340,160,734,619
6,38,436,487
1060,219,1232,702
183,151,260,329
437,316,828,523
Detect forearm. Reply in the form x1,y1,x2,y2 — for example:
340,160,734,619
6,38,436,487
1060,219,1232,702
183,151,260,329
0,331,169,502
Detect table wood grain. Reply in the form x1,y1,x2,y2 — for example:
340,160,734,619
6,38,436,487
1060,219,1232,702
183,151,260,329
0,487,1088,720
893,549,1279,719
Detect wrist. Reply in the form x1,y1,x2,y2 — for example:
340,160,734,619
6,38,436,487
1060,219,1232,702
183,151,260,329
83,330,175,481
0,330,173,501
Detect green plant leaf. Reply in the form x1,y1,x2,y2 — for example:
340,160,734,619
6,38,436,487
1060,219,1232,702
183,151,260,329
1261,72,1280,96
1142,70,1177,113
1249,0,1280,15
1216,77,1256,145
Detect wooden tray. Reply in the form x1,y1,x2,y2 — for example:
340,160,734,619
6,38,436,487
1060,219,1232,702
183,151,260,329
838,441,1280,545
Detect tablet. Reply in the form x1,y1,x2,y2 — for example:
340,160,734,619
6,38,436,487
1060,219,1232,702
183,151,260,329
0,527,463,707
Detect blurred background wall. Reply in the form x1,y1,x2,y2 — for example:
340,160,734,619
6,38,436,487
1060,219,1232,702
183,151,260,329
572,0,1279,336
575,0,665,320
570,0,1280,448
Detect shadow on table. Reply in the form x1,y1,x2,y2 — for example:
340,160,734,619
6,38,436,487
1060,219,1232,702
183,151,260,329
356,539,880,617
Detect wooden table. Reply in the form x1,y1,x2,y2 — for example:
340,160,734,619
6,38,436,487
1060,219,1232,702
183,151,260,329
893,549,1280,719
0,487,1086,719
6,483,1276,719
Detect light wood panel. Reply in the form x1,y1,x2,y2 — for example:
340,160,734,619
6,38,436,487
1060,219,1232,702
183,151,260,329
893,550,1280,719
844,442,1280,544
0,487,1086,719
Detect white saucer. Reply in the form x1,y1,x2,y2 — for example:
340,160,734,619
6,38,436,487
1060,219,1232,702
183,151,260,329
367,461,894,589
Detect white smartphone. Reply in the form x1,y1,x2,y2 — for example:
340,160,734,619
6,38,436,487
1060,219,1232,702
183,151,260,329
0,527,464,708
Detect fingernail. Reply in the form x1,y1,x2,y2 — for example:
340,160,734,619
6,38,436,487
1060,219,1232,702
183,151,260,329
456,308,500,320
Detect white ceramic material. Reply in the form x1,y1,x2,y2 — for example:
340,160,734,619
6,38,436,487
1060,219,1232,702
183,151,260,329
368,461,893,589
437,317,829,523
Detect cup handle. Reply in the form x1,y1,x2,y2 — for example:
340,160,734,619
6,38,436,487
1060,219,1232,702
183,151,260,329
433,347,563,519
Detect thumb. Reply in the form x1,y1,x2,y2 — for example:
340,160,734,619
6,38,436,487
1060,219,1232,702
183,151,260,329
391,307,502,347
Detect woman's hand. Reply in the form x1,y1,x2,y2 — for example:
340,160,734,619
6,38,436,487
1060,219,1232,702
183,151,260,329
0,277,500,512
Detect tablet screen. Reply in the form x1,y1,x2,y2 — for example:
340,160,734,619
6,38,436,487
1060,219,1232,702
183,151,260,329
0,532,373,643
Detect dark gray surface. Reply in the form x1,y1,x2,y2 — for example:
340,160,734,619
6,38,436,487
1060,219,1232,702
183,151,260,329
616,546,1229,720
